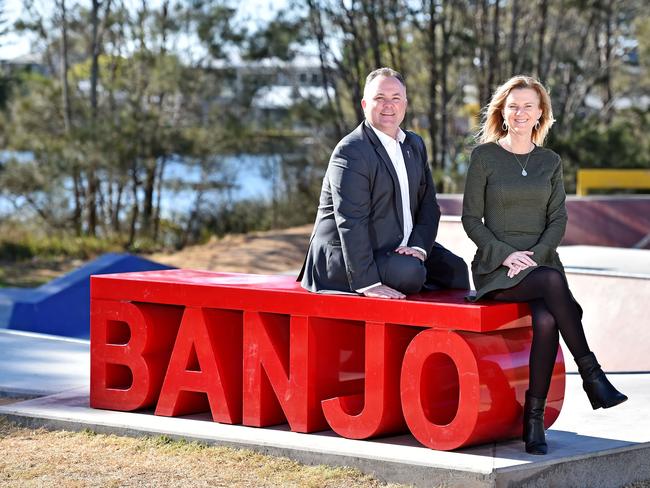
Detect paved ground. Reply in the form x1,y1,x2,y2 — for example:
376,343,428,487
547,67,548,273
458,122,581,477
0,329,648,487
435,217,650,279
0,329,89,397
559,246,650,278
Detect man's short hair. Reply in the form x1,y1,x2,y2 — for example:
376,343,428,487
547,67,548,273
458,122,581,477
364,67,406,92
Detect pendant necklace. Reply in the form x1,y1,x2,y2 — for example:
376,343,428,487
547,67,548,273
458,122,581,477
499,140,533,176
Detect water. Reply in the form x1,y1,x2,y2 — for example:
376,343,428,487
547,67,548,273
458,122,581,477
158,153,279,216
0,151,278,219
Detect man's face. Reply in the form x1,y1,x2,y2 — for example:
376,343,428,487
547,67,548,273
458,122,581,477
361,75,407,138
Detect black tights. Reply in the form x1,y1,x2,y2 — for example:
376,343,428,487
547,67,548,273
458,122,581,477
486,267,590,398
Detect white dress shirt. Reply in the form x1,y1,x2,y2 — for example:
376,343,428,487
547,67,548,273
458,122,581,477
356,124,426,293
370,125,413,247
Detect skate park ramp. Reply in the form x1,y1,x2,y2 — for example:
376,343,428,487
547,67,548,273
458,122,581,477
438,194,650,249
0,253,173,339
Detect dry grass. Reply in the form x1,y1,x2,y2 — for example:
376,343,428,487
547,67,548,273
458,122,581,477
0,258,82,288
0,418,409,488
0,398,30,406
2,418,648,488
1,225,313,289
150,225,311,274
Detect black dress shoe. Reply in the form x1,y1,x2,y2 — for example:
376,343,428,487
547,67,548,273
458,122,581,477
523,391,548,455
576,352,628,409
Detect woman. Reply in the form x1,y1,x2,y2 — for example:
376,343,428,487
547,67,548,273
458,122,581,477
462,75,627,455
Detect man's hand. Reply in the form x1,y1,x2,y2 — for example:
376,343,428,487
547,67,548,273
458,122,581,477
395,246,426,262
362,284,406,299
503,251,537,278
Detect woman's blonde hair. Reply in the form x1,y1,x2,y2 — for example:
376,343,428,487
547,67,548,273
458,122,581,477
478,75,554,145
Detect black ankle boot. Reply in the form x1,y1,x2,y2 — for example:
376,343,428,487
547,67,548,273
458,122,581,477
576,352,628,409
523,391,548,455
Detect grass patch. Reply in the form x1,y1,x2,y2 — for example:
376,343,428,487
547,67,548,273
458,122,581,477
0,234,121,262
0,220,125,270
0,257,81,287
0,420,409,487
0,398,30,407
2,419,648,487
0,222,126,288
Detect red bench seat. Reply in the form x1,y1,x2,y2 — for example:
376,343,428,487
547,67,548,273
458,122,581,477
90,270,565,450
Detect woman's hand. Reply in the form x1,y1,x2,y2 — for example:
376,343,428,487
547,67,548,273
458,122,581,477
503,251,537,278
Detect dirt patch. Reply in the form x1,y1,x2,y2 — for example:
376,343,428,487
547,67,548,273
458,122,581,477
0,398,30,406
149,225,312,274
0,258,83,288
0,419,407,487
0,226,313,289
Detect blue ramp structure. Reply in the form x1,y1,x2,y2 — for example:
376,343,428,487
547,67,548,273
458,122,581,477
0,253,174,338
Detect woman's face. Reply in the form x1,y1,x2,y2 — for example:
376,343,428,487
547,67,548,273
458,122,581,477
502,88,543,137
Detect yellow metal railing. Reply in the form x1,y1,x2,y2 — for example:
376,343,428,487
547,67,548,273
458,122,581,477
576,169,650,196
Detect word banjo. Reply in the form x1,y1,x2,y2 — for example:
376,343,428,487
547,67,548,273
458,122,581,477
90,270,565,450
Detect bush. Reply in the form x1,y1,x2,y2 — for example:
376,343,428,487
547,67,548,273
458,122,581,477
549,109,650,193
0,228,122,262
0,241,34,261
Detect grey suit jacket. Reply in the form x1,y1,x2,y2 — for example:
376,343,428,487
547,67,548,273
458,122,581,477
298,121,441,292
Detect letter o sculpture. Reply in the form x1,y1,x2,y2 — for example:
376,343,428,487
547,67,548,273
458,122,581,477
400,327,560,450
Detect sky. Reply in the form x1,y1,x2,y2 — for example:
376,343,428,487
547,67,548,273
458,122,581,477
0,0,29,59
0,0,284,60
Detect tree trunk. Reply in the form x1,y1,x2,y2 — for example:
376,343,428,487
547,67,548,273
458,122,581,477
427,0,439,170
153,156,167,242
487,0,500,91
509,0,519,74
540,0,564,82
477,0,490,106
87,0,113,236
440,2,456,174
59,0,72,133
57,0,82,235
306,0,344,139
141,160,156,235
535,0,548,78
127,164,140,248
113,182,124,233
341,1,367,121
602,0,614,125
361,0,382,68
379,0,400,74
390,0,406,79
87,0,101,236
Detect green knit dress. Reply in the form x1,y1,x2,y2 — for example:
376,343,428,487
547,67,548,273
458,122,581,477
462,142,568,301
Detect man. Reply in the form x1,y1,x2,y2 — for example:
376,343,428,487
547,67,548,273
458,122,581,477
298,67,469,298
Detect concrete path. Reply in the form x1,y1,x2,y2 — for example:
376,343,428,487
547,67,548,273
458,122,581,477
0,329,88,397
437,217,650,278
0,329,648,487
